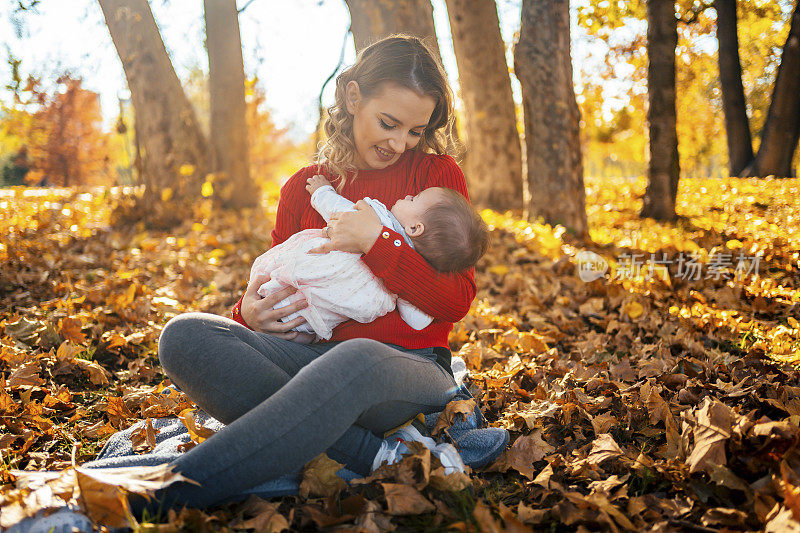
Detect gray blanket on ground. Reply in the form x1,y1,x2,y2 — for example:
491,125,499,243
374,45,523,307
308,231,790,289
84,408,362,496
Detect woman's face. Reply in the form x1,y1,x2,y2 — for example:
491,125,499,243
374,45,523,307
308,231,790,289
346,81,436,170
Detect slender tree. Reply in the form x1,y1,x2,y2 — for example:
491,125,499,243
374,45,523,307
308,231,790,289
746,1,800,177
344,0,442,59
641,0,679,221
445,0,522,210
715,0,754,176
98,0,208,226
514,0,588,236
204,0,259,208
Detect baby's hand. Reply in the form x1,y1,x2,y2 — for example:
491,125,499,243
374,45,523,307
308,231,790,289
291,332,317,344
306,175,332,194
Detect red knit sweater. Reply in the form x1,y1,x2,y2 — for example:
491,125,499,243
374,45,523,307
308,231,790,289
230,149,476,349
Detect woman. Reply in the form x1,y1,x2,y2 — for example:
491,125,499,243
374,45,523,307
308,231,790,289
145,35,484,512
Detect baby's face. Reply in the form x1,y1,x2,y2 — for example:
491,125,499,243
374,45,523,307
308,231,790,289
391,187,445,231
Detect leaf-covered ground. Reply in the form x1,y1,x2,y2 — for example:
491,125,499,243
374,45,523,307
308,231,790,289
1,177,800,531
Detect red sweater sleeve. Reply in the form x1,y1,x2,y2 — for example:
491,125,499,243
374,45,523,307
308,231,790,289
361,154,477,323
230,168,310,328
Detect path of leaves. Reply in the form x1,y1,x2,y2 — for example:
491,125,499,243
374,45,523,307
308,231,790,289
1,177,799,531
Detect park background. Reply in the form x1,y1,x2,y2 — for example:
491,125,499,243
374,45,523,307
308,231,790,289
2,0,800,531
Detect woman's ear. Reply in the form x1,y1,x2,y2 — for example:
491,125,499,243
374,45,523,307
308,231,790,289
406,222,425,237
345,81,361,115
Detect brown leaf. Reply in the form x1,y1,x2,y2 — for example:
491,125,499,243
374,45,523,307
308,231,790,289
591,412,618,435
106,396,136,427
587,433,624,465
686,397,734,474
299,453,346,499
8,360,44,389
238,496,290,532
56,340,82,361
517,501,549,525
431,398,476,437
0,390,19,414
75,468,133,528
381,482,435,515
472,500,503,533
428,466,472,492
73,358,111,385
59,317,86,344
497,502,535,532
490,429,554,480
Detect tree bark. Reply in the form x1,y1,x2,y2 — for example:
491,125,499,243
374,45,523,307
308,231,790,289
204,0,258,208
715,0,753,176
748,1,800,178
344,0,443,60
514,0,588,236
98,0,208,225
445,0,522,210
641,0,679,221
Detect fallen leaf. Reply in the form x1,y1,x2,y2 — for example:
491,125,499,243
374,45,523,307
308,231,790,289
490,429,554,480
686,397,734,474
59,317,86,344
381,482,435,515
431,398,476,437
587,433,624,465
299,453,346,499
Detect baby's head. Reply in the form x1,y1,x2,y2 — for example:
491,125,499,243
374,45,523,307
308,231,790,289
391,187,489,272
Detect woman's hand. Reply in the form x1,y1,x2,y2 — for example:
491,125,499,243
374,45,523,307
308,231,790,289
240,273,309,339
309,200,382,255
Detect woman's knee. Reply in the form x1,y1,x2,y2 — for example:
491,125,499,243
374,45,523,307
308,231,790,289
322,338,400,376
158,313,218,374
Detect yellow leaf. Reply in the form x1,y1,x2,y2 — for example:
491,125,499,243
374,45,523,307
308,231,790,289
201,181,214,197
489,265,509,276
624,301,644,319
160,188,173,202
179,164,195,176
56,340,82,361
725,239,744,249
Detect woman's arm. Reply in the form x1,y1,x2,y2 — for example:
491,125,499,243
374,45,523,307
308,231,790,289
309,155,477,323
367,154,476,322
361,229,476,323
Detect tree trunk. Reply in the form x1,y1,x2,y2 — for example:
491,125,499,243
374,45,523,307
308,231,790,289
641,0,679,221
344,0,442,60
715,0,753,176
748,1,800,178
204,0,258,208
98,0,208,226
513,0,588,236
445,0,522,210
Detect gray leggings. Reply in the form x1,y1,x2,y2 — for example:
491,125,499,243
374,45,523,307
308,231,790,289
152,312,458,509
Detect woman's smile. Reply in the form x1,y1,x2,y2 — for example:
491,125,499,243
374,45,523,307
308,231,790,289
374,146,396,161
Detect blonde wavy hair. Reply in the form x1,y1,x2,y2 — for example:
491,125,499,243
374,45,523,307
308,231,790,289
316,35,456,191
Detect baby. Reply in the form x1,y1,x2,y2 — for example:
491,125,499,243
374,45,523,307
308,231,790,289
248,175,489,342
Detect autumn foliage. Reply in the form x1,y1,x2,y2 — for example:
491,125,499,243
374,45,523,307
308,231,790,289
1,74,115,187
1,175,799,529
